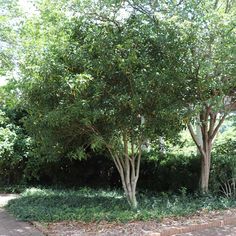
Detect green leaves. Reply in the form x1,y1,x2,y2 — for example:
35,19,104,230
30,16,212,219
17,0,192,165
0,0,18,76
6,187,236,222
16,0,235,175
0,106,32,184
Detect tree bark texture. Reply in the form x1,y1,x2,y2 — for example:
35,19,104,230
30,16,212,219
188,105,227,193
106,132,142,209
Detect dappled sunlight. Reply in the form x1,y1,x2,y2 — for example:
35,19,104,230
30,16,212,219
7,188,130,222
0,194,19,207
6,188,236,223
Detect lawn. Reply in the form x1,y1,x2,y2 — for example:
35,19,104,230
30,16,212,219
6,187,236,222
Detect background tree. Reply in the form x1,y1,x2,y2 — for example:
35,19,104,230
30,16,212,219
126,0,236,194
0,83,32,185
183,1,236,193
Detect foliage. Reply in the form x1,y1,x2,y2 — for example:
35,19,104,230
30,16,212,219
139,152,200,192
0,84,32,185
18,0,190,207
0,184,28,193
19,0,186,155
0,0,235,210
6,187,236,222
0,0,19,76
0,147,234,195
210,138,236,193
0,107,32,185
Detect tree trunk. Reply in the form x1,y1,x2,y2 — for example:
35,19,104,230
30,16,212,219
106,134,141,209
115,151,140,209
196,120,203,155
200,150,211,193
188,106,227,194
126,184,138,209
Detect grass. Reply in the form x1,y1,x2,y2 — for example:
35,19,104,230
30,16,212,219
6,187,236,222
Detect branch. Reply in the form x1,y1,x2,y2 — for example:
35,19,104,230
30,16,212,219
225,100,236,111
209,97,236,140
188,123,200,147
208,112,217,137
187,123,205,157
86,12,122,30
107,146,121,173
135,139,142,180
202,105,211,140
210,113,227,140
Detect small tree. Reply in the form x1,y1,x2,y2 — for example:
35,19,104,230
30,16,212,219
19,0,184,208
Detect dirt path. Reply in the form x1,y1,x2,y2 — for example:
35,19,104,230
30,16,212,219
0,194,44,236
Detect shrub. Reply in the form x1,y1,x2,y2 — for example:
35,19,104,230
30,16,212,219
210,139,236,194
0,109,32,185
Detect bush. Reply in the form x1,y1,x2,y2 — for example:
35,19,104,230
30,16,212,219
138,152,200,193
12,151,201,193
210,139,236,194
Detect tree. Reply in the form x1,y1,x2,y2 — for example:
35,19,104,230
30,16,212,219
183,1,236,193
19,0,184,208
124,0,236,193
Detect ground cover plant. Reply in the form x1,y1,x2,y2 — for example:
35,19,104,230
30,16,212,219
6,187,236,223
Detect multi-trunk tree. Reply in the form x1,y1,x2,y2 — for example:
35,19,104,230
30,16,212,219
17,0,235,204
19,0,185,208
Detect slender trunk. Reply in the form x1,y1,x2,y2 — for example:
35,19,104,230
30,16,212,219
120,152,140,209
199,113,212,194
158,136,166,154
106,135,142,209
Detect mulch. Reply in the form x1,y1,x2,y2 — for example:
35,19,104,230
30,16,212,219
32,208,236,236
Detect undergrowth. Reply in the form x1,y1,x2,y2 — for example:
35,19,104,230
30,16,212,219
6,187,236,222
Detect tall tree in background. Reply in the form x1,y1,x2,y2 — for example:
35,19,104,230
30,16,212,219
184,1,236,193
